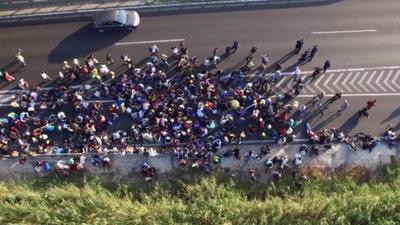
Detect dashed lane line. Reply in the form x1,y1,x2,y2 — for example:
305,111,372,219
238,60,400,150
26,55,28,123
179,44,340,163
311,29,377,35
115,38,185,46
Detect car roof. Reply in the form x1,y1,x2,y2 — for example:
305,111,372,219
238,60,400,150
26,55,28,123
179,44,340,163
94,10,127,24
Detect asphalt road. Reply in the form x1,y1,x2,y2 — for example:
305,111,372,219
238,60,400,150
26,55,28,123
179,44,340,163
0,0,399,139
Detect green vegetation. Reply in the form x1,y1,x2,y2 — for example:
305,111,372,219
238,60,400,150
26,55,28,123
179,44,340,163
1,166,400,225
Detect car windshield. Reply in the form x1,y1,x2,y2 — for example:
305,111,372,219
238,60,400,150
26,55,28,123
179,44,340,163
115,10,128,24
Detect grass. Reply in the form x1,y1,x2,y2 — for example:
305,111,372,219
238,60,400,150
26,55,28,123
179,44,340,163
0,166,400,224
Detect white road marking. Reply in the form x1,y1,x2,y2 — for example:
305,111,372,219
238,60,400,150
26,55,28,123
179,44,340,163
392,70,400,90
311,29,377,35
269,1,288,4
322,73,335,93
357,71,369,92
350,72,361,92
297,93,400,98
264,66,400,77
115,38,185,46
275,76,288,88
0,94,13,104
375,71,386,92
341,72,353,92
332,72,344,93
313,74,324,93
366,71,379,92
304,82,316,94
290,0,327,3
383,70,396,92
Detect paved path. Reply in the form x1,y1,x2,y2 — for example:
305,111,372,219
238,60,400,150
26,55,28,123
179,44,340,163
0,142,398,182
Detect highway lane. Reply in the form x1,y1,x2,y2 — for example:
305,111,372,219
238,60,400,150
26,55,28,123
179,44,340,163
1,0,400,82
0,0,399,140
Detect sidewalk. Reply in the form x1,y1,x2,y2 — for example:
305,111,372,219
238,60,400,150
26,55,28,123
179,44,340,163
0,143,398,182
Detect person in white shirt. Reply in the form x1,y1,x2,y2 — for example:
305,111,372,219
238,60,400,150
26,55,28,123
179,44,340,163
40,71,51,82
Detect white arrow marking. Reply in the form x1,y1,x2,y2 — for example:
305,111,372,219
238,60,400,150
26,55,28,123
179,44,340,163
383,70,396,92
323,73,335,93
312,75,324,93
366,71,379,92
350,72,361,92
332,73,345,93
357,71,369,92
304,79,316,93
341,72,353,93
0,94,13,104
296,92,400,98
375,71,386,92
392,70,400,90
275,76,287,87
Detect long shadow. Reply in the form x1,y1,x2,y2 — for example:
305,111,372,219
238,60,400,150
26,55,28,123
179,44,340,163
338,113,361,134
313,113,339,131
381,107,400,123
265,50,296,73
224,59,246,74
48,24,129,64
283,58,309,73
0,60,18,72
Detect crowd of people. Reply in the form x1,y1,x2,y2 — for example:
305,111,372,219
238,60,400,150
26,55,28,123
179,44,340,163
0,40,397,179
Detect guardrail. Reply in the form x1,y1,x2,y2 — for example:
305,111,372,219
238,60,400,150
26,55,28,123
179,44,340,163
0,0,106,8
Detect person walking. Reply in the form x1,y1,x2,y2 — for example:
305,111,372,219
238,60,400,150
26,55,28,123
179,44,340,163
249,46,257,55
293,66,301,82
312,92,324,107
213,48,218,57
323,60,331,73
327,92,342,104
273,69,281,83
40,71,51,82
261,53,269,65
106,52,114,65
336,100,350,116
231,40,240,52
16,49,27,66
309,45,318,61
295,39,304,54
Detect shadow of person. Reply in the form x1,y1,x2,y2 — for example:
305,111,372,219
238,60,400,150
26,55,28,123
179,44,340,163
265,50,296,73
48,23,129,64
0,60,18,72
338,113,360,134
381,107,400,124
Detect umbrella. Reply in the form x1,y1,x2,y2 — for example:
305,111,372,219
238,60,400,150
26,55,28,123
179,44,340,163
230,99,240,109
